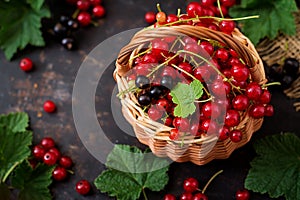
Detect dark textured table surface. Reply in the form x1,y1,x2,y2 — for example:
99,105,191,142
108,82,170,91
0,0,299,199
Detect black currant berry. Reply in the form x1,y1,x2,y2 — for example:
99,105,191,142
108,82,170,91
269,63,283,82
53,23,68,38
59,15,70,26
149,86,164,99
67,19,80,31
284,58,299,77
61,37,76,50
160,75,174,90
135,75,150,89
281,75,294,89
138,94,151,106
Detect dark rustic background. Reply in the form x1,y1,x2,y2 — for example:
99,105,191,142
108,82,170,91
0,0,299,199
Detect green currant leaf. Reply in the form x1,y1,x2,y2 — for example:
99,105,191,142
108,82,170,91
0,112,29,133
170,80,203,118
26,0,44,11
245,133,300,200
11,161,54,200
190,79,204,99
0,0,50,60
0,183,10,200
229,0,298,45
0,127,32,182
94,145,169,200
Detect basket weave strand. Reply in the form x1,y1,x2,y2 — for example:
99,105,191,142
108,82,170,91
114,25,266,165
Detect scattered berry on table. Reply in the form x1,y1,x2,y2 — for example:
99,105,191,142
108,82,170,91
43,100,56,113
19,57,33,72
76,180,91,195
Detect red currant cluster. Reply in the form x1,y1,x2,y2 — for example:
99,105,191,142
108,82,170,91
163,175,250,200
31,137,73,181
164,177,208,200
31,137,92,195
145,0,236,27
122,3,274,144
52,0,105,50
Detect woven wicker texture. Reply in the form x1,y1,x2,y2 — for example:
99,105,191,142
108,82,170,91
114,25,266,165
257,11,300,111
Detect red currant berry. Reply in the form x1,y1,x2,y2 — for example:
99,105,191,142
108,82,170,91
219,20,235,34
40,137,55,149
236,189,250,200
201,102,221,119
210,80,226,98
232,95,249,111
183,177,199,193
59,155,73,169
225,109,240,127
194,66,211,82
148,105,163,121
77,0,90,11
259,89,271,104
180,192,193,200
89,0,101,6
201,0,214,7
164,116,173,126
221,0,236,8
200,41,214,56
169,128,180,140
193,193,208,200
186,2,203,18
200,119,218,134
218,126,230,140
179,62,193,79
157,98,169,110
32,145,46,160
215,48,229,62
173,117,190,132
230,129,243,143
93,5,105,18
249,104,265,118
190,123,200,136
164,194,176,200
77,12,91,26
145,11,156,24
245,82,262,100
48,147,61,160
43,151,58,166
43,100,56,113
231,64,249,82
76,180,91,195
167,14,179,23
19,58,33,72
264,104,274,117
52,166,68,181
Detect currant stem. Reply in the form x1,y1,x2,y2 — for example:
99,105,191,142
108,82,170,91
194,97,213,103
171,64,210,97
142,188,148,200
156,3,162,12
202,169,223,194
177,50,225,78
129,48,152,62
263,82,281,88
217,0,224,18
2,161,20,183
72,8,80,19
147,53,179,77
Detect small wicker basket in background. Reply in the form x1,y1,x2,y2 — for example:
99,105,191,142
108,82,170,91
114,24,267,165
256,10,300,111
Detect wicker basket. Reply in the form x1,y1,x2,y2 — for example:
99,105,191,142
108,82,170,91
113,24,267,165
